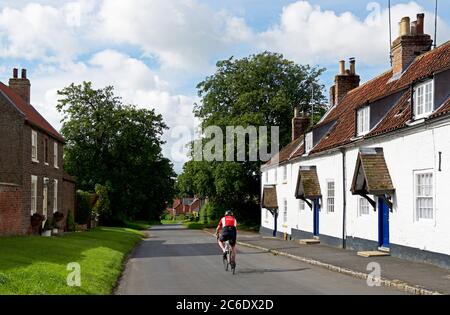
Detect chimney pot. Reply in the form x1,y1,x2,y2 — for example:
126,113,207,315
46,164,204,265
13,68,18,79
21,69,27,79
391,13,432,75
411,21,417,36
349,58,356,75
416,13,424,35
399,17,411,36
339,60,345,75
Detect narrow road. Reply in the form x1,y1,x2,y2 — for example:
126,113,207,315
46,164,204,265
116,225,404,295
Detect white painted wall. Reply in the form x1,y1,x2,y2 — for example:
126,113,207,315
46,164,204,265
261,118,450,256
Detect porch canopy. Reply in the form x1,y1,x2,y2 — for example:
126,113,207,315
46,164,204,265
295,166,321,208
262,185,278,212
351,147,395,209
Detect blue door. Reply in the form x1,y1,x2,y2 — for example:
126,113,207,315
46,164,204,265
313,199,320,236
378,198,390,248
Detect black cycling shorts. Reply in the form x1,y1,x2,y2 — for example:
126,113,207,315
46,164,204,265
220,227,237,246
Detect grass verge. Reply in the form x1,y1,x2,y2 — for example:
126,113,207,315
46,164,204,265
0,227,143,295
123,220,159,230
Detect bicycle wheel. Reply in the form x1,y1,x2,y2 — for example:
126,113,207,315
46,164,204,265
223,254,228,271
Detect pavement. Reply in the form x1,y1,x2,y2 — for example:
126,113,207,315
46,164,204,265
203,228,450,295
116,224,404,295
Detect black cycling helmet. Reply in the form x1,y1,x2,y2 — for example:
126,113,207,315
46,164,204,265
225,210,234,216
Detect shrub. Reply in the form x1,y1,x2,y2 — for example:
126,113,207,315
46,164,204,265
93,184,111,223
66,210,76,232
76,190,94,225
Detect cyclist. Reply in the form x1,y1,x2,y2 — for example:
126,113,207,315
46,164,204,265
216,210,237,266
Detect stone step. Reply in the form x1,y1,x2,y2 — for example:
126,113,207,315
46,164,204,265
357,250,391,258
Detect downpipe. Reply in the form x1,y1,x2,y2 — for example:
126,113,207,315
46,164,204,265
341,148,347,249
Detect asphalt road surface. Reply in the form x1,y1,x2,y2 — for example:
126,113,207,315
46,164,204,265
116,225,404,295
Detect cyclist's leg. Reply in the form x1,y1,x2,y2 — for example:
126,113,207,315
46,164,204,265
230,231,237,263
217,238,226,253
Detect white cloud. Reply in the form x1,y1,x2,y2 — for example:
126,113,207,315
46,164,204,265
0,0,99,63
97,0,251,70
256,1,450,66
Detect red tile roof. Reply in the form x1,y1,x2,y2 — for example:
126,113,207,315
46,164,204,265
0,82,64,142
311,41,450,154
264,41,450,168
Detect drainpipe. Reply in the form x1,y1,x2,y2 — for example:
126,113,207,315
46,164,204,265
341,148,347,249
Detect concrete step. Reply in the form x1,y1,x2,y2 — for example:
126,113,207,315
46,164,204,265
299,239,321,245
357,250,391,258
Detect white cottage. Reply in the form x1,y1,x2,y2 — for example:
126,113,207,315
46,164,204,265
261,14,450,269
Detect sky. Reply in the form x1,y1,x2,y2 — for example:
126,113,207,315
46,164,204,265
0,0,449,173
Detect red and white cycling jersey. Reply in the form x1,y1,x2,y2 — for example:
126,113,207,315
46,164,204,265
217,215,237,230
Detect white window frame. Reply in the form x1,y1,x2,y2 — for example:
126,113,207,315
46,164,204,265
283,198,288,224
414,170,434,222
265,171,268,183
305,132,313,153
31,130,38,162
298,199,305,212
414,80,434,119
31,175,38,215
53,179,58,213
265,209,269,221
274,168,278,183
43,178,49,216
358,196,370,216
356,106,370,136
54,142,59,169
282,165,287,182
326,180,335,213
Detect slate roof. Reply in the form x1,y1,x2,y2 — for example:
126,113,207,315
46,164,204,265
351,148,395,195
0,82,64,142
295,166,322,199
262,186,278,209
263,41,450,169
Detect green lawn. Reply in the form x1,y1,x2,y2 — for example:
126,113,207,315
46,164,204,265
0,227,143,295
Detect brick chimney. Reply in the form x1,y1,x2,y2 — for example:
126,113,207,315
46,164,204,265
330,59,360,106
292,107,310,141
9,68,31,104
391,13,433,75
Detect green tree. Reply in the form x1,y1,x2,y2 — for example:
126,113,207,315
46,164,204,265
178,52,326,224
57,82,175,224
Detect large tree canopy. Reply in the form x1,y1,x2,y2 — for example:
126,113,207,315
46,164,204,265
177,52,326,224
57,82,175,223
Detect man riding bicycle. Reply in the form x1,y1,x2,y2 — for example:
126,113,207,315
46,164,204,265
216,210,237,267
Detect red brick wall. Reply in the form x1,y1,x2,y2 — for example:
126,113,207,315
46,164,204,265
62,178,76,230
0,183,23,235
22,124,65,233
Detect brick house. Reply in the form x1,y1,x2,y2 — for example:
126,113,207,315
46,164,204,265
0,68,76,235
261,14,450,268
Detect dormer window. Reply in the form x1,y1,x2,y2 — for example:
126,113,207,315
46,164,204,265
305,132,313,153
356,106,370,136
414,79,434,119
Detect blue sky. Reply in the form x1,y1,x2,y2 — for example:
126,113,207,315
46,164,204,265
0,0,449,172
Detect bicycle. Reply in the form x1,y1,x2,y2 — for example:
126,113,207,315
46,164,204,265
218,235,236,274
223,240,237,274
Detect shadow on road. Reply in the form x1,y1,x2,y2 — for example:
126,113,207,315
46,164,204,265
133,240,221,258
